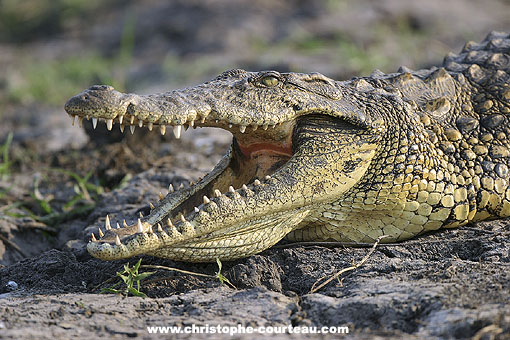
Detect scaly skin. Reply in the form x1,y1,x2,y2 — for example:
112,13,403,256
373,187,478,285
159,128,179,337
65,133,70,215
65,31,510,262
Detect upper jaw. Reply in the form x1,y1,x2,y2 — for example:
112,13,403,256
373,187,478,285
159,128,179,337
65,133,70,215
64,84,297,138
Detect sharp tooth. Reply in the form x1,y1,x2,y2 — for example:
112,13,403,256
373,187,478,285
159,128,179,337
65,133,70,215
130,125,135,134
139,212,144,218
86,115,90,120
229,186,235,193
106,119,113,130
138,120,143,128
148,225,153,233
169,184,174,192
149,202,155,209
123,220,128,228
242,184,248,190
180,214,186,222
229,124,233,128
92,118,98,129
167,218,174,227
160,125,166,135
215,119,219,123
203,195,210,204
254,179,261,185
115,235,121,246
263,124,268,130
98,228,104,237
148,122,153,131
71,115,76,126
105,215,111,230
159,192,165,200
252,125,258,131
173,125,182,139
239,125,246,133
137,219,144,233
118,116,123,125
78,117,83,127
91,233,97,241
189,120,194,127
201,117,206,123
120,124,125,133
194,207,200,213
116,223,121,229
130,116,135,124
157,223,163,232
214,189,222,197
265,175,272,180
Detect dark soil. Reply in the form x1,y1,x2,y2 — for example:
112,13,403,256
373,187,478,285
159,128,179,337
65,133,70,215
1,1,510,339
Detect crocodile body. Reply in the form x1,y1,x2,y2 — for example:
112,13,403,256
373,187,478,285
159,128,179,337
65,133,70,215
65,32,510,262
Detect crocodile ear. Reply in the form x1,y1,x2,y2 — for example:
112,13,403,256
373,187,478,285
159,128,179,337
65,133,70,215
286,72,343,99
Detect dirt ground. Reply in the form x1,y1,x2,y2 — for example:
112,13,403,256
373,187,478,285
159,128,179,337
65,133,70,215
1,0,510,339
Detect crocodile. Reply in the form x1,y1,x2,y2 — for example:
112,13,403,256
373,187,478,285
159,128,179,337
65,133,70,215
65,31,510,262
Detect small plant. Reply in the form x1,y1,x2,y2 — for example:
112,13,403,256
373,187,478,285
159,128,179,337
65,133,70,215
101,259,155,297
0,132,13,179
215,258,235,288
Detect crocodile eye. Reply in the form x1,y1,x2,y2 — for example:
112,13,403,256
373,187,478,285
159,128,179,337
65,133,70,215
261,76,279,87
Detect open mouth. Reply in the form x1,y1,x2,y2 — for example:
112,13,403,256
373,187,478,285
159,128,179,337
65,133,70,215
65,78,379,262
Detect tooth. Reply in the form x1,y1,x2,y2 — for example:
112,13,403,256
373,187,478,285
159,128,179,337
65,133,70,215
167,218,174,227
189,120,194,127
130,125,135,134
252,125,258,131
254,179,261,185
137,219,143,233
98,228,104,237
105,215,111,230
215,119,219,123
91,233,97,241
242,184,248,190
229,186,235,193
148,225,153,233
149,202,155,209
203,195,210,204
201,117,206,123
118,116,123,125
106,119,113,130
169,184,174,192
148,122,153,131
263,124,268,130
120,125,125,133
92,118,98,129
116,223,121,229
180,214,186,222
160,125,166,135
139,212,144,218
229,124,233,128
86,115,90,120
265,175,271,180
214,189,222,197
179,183,184,190
173,125,182,139
115,235,121,246
239,125,246,133
130,116,135,124
138,120,143,128
71,115,76,126
78,117,83,127
157,223,163,232
159,192,165,200
123,220,128,228
194,207,200,213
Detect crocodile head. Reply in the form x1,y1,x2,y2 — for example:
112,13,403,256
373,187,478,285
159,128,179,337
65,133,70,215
65,69,393,262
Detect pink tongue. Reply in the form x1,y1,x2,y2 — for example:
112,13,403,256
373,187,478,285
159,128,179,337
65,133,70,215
238,142,292,158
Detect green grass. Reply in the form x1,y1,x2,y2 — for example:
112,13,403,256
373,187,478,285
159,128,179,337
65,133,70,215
0,132,13,179
101,259,156,297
